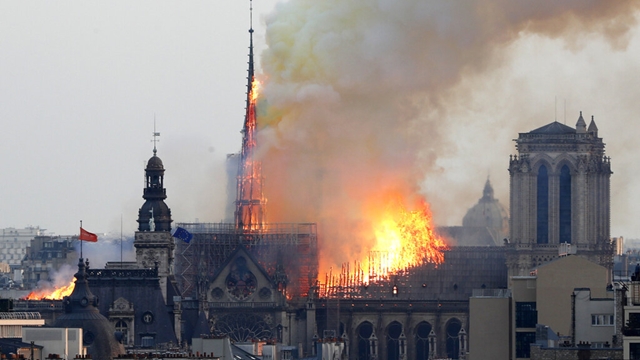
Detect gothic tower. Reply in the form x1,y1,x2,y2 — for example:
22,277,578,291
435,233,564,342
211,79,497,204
234,15,267,231
135,139,175,300
506,112,613,278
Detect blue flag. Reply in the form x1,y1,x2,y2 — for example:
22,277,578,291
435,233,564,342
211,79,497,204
172,226,193,243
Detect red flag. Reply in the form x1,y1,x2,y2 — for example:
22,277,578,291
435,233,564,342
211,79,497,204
79,227,98,242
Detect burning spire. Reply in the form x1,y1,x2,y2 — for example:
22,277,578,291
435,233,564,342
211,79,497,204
235,0,266,231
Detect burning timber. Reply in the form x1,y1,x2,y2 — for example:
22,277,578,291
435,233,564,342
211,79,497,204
174,222,318,299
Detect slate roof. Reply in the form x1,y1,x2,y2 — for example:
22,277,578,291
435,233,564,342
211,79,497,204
529,121,576,134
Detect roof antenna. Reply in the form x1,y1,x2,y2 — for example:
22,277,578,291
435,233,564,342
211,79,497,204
564,99,566,125
555,96,557,122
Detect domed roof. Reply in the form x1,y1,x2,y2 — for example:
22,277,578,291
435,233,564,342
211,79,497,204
146,154,164,170
462,179,509,236
54,259,124,360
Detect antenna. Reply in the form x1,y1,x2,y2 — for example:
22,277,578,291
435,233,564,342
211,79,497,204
555,96,557,122
120,214,123,267
152,115,160,155
250,0,253,31
564,99,566,125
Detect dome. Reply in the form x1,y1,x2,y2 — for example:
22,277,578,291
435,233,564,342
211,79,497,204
54,259,125,360
462,179,509,236
146,155,164,170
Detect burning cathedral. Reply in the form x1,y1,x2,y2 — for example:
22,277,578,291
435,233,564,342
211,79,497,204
12,13,614,360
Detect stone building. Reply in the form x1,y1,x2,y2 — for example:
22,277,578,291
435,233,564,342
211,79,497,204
506,113,613,277
21,235,77,289
438,178,509,246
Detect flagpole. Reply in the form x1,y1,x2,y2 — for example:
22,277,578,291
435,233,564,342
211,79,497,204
80,220,83,260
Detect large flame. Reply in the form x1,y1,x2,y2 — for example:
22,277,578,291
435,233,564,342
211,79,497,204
323,193,449,289
371,197,447,272
23,281,75,300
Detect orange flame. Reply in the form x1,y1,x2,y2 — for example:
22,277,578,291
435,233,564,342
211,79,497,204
370,197,447,273
23,281,75,300
251,78,260,103
323,193,449,289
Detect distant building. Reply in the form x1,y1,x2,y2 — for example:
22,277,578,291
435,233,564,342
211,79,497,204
21,236,78,289
438,177,509,246
0,227,45,266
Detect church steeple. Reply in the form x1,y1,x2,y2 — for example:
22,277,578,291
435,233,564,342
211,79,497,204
234,0,266,231
137,131,172,232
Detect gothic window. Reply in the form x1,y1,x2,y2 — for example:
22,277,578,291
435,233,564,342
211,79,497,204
357,321,374,360
386,321,402,360
559,165,572,243
226,257,258,301
415,322,432,360
445,318,462,359
536,165,549,244
214,313,272,342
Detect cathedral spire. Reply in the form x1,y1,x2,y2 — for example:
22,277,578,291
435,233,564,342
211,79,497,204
235,0,266,231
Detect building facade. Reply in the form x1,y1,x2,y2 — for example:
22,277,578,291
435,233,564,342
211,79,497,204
507,113,613,277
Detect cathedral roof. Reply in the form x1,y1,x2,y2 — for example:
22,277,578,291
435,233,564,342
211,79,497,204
529,121,575,135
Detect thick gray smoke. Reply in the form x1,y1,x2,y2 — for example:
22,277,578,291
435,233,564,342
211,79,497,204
257,1,640,271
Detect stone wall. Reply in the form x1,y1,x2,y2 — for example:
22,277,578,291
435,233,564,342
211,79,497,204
530,344,622,360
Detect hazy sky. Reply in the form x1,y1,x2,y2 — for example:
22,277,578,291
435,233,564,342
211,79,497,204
2,1,640,245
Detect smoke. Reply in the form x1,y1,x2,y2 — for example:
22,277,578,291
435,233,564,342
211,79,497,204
257,1,640,272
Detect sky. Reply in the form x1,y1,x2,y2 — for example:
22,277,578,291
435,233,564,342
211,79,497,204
1,1,640,258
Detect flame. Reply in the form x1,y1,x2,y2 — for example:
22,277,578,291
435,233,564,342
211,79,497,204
23,281,75,300
250,78,260,103
322,193,449,290
370,197,447,274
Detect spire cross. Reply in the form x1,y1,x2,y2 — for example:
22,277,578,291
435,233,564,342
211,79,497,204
152,117,160,155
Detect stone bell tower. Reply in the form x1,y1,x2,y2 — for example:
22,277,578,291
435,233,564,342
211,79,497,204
506,112,613,278
135,136,174,301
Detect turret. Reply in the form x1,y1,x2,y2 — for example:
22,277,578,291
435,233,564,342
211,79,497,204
575,111,586,134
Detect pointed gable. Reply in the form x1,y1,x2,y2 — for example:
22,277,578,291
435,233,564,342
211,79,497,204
208,246,283,304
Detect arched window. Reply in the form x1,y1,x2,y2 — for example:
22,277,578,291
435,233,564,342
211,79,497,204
387,322,402,360
415,322,432,360
358,322,375,360
115,320,128,345
536,165,549,244
446,318,462,359
559,165,571,243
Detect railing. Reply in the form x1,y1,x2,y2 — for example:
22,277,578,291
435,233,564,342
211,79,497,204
87,268,158,278
177,222,317,236
0,312,41,320
471,289,511,298
208,302,279,309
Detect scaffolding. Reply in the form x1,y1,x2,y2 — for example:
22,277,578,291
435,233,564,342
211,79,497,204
318,247,508,301
174,222,318,299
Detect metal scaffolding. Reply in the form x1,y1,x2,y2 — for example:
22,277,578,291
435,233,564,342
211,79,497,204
174,222,318,299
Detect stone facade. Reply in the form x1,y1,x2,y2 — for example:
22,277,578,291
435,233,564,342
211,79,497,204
530,344,622,360
507,114,613,277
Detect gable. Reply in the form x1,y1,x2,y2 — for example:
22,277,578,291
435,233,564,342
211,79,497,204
207,248,282,304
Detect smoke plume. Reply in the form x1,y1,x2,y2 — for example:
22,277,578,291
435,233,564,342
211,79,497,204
258,1,640,272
